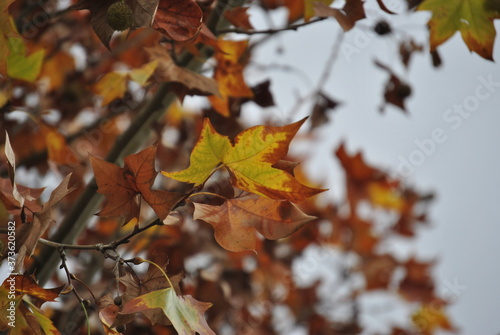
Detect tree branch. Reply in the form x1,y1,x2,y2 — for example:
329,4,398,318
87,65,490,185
217,17,326,35
30,0,240,285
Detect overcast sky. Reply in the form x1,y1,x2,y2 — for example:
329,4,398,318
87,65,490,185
243,4,500,334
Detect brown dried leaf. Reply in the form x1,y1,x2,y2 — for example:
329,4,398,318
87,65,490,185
193,193,316,252
153,0,202,41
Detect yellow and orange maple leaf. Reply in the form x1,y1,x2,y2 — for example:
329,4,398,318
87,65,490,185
162,118,326,202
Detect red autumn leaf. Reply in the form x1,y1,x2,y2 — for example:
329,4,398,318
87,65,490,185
153,0,202,41
90,145,184,223
193,193,316,252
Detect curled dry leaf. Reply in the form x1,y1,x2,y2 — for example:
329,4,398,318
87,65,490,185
146,46,219,101
15,173,77,272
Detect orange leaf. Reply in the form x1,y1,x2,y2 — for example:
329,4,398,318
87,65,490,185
153,0,202,41
39,51,75,92
223,6,254,30
208,39,253,117
193,193,316,252
40,123,79,166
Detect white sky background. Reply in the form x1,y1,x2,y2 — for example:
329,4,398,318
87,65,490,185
241,1,500,334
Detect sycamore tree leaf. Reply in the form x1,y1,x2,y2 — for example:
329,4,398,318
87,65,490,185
313,0,366,31
304,0,333,21
115,266,182,326
223,6,254,30
6,37,45,82
208,39,253,117
0,0,21,76
162,118,326,203
153,0,202,41
418,0,500,60
411,300,455,334
0,276,62,334
375,60,412,113
146,46,219,100
121,288,215,335
92,72,129,106
15,174,77,272
92,61,158,105
4,131,24,208
90,146,184,223
193,193,316,252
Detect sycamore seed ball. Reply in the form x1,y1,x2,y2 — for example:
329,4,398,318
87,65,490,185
106,2,134,31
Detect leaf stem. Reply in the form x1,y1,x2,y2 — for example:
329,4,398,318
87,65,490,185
137,258,174,288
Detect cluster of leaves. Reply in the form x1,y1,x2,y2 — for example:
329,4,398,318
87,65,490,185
0,0,497,334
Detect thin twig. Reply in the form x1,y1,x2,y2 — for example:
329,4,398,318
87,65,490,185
217,17,327,35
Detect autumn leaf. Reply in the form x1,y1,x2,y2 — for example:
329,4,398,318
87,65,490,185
6,37,45,82
208,39,253,117
359,254,398,290
146,46,219,101
0,1,41,80
375,60,412,113
115,265,182,326
39,50,75,92
153,0,202,41
193,193,315,252
313,0,366,31
304,0,333,21
0,275,62,334
0,0,15,71
309,91,340,130
399,257,436,302
15,174,77,272
418,0,500,60
92,60,158,105
40,123,80,166
411,300,455,335
121,287,215,335
90,145,184,223
4,131,24,209
162,118,326,202
224,6,254,30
